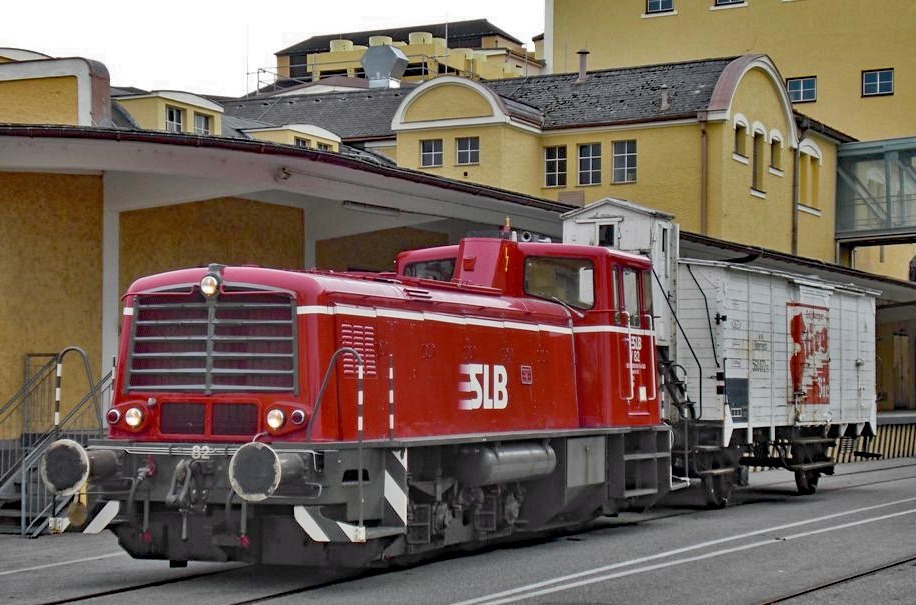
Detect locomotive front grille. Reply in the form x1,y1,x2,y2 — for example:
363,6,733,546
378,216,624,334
127,290,298,394
159,402,259,436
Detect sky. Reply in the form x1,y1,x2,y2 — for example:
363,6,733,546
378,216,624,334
4,1,545,97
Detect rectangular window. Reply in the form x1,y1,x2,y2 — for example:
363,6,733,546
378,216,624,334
752,132,764,192
578,143,601,185
420,139,443,167
734,124,748,156
317,142,332,151
165,106,183,133
715,0,744,5
786,76,817,103
770,139,782,171
544,146,567,187
294,137,311,148
456,137,479,165
646,0,673,12
524,256,594,310
193,113,211,135
862,68,894,96
612,140,637,183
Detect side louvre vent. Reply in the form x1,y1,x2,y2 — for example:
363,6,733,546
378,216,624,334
338,323,378,377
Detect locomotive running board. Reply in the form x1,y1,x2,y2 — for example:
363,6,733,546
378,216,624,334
294,505,405,543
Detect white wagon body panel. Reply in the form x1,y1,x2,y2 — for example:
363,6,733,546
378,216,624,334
674,260,876,445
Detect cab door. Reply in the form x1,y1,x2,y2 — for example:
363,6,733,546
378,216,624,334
616,265,657,420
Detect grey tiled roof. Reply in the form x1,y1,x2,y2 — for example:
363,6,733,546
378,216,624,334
220,57,739,141
277,19,523,56
223,87,414,140
485,57,736,129
220,114,274,139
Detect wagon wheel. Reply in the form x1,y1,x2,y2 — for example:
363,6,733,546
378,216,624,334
702,474,730,508
795,469,819,495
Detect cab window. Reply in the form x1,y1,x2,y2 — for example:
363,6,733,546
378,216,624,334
524,256,594,310
402,258,456,281
621,267,641,326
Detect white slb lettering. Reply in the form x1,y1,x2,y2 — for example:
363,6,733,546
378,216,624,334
460,363,508,410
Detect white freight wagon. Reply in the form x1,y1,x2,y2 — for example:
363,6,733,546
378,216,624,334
561,197,879,505
675,259,877,442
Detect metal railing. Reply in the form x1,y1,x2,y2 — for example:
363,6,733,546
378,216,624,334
0,355,57,490
0,348,109,536
16,370,110,536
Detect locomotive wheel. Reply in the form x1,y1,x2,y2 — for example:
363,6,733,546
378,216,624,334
795,470,819,495
702,474,730,508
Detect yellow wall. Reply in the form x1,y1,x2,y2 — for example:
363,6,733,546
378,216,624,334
0,76,78,125
119,199,304,294
550,0,915,140
0,173,102,436
403,85,493,121
115,96,222,134
247,129,340,151
317,227,448,271
708,67,797,252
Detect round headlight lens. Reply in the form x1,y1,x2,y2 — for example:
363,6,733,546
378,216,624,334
266,409,285,430
290,409,306,425
124,407,144,428
200,274,220,297
106,409,121,424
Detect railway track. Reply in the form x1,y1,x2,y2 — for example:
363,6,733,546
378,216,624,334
757,553,916,604
16,460,916,605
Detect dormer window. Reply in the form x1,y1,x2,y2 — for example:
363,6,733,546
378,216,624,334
166,106,184,133
194,113,211,135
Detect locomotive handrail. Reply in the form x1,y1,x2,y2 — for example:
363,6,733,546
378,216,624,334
653,269,704,420
305,346,367,535
644,314,659,403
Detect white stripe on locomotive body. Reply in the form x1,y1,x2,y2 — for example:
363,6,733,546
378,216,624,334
384,470,409,525
392,448,407,469
83,500,120,534
336,521,366,543
293,506,331,542
296,305,654,338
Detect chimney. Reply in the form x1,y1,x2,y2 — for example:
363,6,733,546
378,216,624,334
576,49,590,83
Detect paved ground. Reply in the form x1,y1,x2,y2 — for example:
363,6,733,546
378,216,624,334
2,458,915,604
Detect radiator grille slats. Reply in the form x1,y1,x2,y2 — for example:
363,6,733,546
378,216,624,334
128,290,298,394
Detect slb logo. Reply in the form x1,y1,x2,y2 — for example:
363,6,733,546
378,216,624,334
459,363,508,410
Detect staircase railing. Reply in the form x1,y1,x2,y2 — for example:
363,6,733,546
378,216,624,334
0,355,57,490
18,370,110,536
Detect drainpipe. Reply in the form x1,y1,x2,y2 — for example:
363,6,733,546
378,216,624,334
792,127,805,256
697,110,709,235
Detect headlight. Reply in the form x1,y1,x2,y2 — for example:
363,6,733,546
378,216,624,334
106,409,121,424
200,274,220,297
124,407,144,428
290,409,306,425
266,409,285,430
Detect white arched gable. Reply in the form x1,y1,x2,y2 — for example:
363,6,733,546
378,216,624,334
799,138,824,165
709,55,800,149
391,76,511,132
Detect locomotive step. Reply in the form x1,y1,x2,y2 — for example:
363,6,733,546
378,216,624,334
789,437,836,445
623,488,658,499
788,461,835,472
696,468,736,476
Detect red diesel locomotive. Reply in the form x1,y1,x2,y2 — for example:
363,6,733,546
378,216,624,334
41,235,671,566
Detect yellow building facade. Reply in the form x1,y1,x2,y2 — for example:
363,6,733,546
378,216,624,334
393,57,837,262
547,0,915,140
